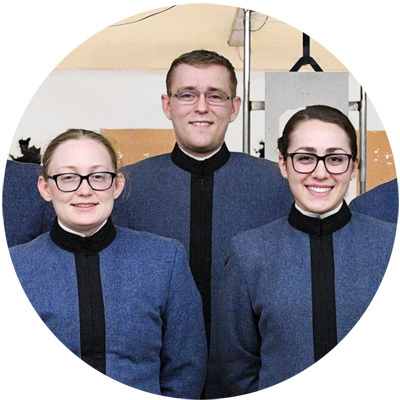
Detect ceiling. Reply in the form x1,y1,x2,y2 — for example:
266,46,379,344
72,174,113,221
56,4,347,71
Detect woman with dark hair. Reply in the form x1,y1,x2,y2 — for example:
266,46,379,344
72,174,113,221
9,129,207,398
207,105,396,398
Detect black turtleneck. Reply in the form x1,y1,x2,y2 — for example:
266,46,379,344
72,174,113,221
171,143,230,344
288,202,352,362
50,218,116,374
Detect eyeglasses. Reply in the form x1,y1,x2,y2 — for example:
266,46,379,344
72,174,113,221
46,172,117,192
286,153,353,174
171,89,231,105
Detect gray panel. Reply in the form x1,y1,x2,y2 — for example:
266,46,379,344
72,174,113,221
264,72,349,161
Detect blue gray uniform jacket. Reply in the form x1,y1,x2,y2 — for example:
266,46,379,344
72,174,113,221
3,160,55,247
111,146,293,347
10,226,207,398
207,211,396,397
113,148,293,291
349,178,398,223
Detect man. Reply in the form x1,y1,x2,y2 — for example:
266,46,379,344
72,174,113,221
112,50,293,343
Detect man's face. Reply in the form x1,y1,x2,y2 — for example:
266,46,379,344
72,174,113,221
161,64,241,157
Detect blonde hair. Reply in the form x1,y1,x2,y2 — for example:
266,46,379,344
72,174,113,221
42,129,119,177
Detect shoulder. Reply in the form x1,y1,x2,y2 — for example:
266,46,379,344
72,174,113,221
9,233,58,273
5,159,41,177
120,153,172,174
223,153,287,192
112,227,189,280
229,152,281,173
231,216,290,254
345,212,397,247
349,179,398,223
355,179,398,201
350,211,396,232
10,233,52,255
350,211,396,228
114,226,185,255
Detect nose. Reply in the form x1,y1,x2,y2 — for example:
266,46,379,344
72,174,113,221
311,159,330,179
194,92,210,113
76,177,94,195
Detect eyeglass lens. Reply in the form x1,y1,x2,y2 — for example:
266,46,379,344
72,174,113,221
54,172,115,191
173,89,229,104
292,153,351,174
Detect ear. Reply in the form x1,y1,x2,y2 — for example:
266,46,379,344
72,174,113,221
161,94,172,120
113,173,126,200
229,96,242,123
278,154,288,179
351,157,360,180
37,176,52,202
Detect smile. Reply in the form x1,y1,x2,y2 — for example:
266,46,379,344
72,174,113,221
190,121,213,126
307,186,332,193
72,203,98,208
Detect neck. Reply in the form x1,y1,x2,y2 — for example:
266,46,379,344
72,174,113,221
171,142,230,177
288,201,352,236
50,218,116,254
294,203,343,220
57,219,108,237
178,145,223,161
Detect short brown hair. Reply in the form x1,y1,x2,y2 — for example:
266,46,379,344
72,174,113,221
166,49,238,98
42,129,119,177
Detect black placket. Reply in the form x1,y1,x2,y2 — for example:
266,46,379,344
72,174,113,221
171,144,230,344
74,252,106,373
310,233,337,361
288,202,352,362
50,218,116,374
190,174,213,343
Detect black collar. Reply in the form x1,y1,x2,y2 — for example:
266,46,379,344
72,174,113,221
171,143,230,177
50,218,116,254
288,201,352,236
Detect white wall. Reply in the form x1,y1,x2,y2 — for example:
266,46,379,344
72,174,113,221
10,69,385,161
11,69,248,159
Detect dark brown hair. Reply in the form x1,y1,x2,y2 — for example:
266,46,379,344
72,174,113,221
277,105,358,160
166,49,238,98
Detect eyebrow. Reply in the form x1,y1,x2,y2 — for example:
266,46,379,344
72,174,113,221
54,165,110,173
293,146,348,153
176,86,226,93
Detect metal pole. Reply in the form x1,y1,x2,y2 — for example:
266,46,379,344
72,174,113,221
359,87,367,194
242,9,251,154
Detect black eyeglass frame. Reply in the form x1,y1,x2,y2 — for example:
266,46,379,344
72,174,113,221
285,152,353,175
170,89,231,105
46,172,117,192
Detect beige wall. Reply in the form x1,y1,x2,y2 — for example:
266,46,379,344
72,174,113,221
56,4,347,72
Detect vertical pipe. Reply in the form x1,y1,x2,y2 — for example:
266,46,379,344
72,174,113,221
242,9,251,154
359,87,367,194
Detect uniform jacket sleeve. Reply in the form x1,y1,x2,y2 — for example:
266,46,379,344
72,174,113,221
160,242,208,399
207,236,261,398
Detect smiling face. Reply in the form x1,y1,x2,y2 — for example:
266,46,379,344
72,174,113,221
38,138,125,236
161,64,241,157
279,119,359,214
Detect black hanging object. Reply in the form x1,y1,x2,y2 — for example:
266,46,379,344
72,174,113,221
290,33,323,72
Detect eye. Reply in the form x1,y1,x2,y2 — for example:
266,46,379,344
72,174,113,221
177,91,197,100
90,173,107,182
295,154,315,164
327,155,346,164
206,91,226,102
59,174,79,182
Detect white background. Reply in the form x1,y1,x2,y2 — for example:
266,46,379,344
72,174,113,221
1,1,399,399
